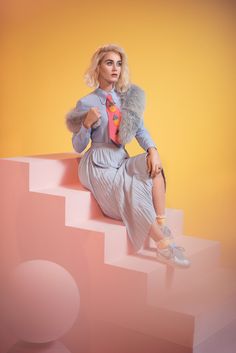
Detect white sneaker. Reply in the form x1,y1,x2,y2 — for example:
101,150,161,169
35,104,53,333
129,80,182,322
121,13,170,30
156,241,191,268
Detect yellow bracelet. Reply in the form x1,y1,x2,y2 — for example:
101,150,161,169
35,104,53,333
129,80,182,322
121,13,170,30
157,215,166,219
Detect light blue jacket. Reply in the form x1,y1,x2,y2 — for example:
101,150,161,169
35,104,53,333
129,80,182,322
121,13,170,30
71,86,157,153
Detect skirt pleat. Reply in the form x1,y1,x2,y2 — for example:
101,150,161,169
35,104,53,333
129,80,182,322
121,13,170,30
78,143,157,252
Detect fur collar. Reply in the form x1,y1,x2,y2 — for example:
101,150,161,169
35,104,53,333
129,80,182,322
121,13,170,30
65,83,145,145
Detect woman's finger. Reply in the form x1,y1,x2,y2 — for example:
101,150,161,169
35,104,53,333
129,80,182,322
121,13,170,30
146,156,151,173
152,165,157,178
151,164,160,178
149,161,154,177
155,164,161,175
151,162,156,178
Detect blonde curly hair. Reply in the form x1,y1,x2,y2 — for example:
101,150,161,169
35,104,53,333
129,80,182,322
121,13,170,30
84,43,131,93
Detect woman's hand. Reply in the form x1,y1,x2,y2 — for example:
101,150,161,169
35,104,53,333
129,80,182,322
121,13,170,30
146,147,163,178
83,107,101,129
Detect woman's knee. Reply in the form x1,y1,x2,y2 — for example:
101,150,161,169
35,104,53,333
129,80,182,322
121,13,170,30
125,153,147,177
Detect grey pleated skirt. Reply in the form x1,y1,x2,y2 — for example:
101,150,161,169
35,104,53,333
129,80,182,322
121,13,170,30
78,142,157,252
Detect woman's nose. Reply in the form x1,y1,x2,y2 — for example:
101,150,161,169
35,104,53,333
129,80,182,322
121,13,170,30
113,63,119,70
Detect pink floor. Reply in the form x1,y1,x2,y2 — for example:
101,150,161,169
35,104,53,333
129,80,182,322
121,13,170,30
0,153,236,353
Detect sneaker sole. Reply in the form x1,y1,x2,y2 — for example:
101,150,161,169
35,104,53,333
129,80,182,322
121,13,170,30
156,252,191,269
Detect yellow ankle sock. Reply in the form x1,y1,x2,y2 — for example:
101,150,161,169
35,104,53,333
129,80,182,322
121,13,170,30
157,238,171,249
157,215,166,226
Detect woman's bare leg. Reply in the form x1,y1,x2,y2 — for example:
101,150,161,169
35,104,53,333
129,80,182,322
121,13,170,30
152,171,166,216
148,172,167,242
145,170,191,267
148,220,165,242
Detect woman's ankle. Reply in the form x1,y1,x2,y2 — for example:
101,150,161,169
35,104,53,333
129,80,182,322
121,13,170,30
149,232,165,243
156,238,172,249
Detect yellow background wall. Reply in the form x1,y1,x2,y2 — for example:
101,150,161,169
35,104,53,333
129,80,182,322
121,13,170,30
1,0,235,265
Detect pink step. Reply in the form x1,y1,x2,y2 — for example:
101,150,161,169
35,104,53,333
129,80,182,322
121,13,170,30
1,155,184,234
104,256,236,346
148,267,236,345
1,154,235,352
2,153,80,190
32,185,103,223
140,234,221,273
87,318,236,353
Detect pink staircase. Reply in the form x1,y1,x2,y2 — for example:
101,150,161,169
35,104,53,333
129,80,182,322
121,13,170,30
0,153,236,353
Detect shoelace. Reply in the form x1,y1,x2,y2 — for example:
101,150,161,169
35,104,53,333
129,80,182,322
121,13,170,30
168,242,186,256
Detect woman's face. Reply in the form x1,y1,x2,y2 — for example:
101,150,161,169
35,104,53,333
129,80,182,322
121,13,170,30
97,51,122,86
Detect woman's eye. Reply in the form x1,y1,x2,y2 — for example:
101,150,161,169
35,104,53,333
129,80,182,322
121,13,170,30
106,61,122,66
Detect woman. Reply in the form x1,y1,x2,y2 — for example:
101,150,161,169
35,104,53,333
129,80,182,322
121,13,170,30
66,43,190,268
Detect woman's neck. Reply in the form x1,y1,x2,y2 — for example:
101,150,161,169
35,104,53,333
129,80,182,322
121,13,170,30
98,81,114,92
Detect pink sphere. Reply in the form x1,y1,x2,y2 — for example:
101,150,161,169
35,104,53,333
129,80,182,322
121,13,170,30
4,260,80,343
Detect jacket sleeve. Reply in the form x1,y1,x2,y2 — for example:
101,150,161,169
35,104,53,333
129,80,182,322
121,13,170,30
135,119,157,152
72,124,91,153
66,99,92,153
